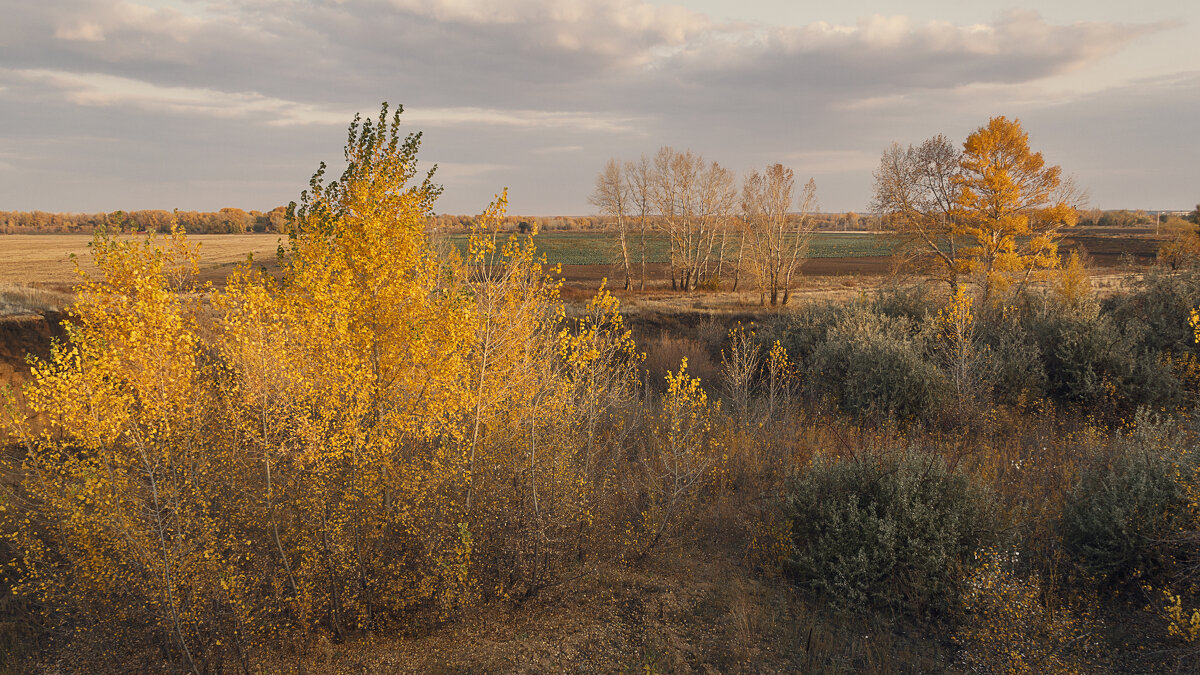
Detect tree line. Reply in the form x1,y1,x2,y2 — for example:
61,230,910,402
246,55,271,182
590,149,821,304
0,207,291,234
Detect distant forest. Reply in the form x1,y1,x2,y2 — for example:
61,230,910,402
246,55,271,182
0,206,1172,235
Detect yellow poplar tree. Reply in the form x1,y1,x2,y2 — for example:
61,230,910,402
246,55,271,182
954,116,1079,304
4,102,657,669
12,228,217,670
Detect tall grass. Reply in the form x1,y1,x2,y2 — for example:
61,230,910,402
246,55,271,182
0,283,70,316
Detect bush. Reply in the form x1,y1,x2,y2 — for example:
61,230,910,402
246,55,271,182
953,550,1111,673
1107,266,1200,356
870,282,936,323
984,293,1179,412
782,450,994,617
808,306,945,420
976,306,1046,404
1059,430,1196,583
761,301,843,364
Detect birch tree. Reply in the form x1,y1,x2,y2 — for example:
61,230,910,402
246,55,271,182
741,164,817,305
625,155,653,290
589,159,633,289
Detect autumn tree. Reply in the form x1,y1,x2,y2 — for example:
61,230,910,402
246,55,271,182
625,155,653,289
650,147,736,291
4,103,645,667
875,117,1080,304
955,116,1080,304
589,159,633,289
1157,214,1200,269
872,135,967,293
741,164,817,305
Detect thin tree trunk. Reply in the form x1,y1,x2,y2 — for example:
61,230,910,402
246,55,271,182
639,215,647,290
618,213,632,290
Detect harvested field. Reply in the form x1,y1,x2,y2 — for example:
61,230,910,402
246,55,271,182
0,234,286,289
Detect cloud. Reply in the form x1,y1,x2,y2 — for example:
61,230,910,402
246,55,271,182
433,162,513,180
655,10,1167,99
531,145,584,155
776,150,881,174
7,68,352,125
4,68,635,132
0,0,1187,214
405,109,634,132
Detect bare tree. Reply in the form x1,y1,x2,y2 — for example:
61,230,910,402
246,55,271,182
624,156,653,290
699,161,737,287
589,159,632,288
871,135,966,294
651,147,695,290
649,147,737,291
741,164,817,305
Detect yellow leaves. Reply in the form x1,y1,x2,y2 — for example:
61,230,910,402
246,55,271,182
952,116,1077,303
1160,588,1200,643
4,104,680,666
955,549,1109,672
937,287,975,356
1053,251,1092,309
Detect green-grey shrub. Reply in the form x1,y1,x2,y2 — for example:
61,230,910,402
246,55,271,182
1105,266,1200,356
870,281,936,323
982,293,1176,411
1059,433,1195,583
976,306,1046,404
782,450,994,617
762,301,844,364
808,306,945,420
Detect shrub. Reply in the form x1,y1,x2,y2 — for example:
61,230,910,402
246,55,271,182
782,450,994,617
695,274,721,292
954,549,1110,673
761,301,843,364
985,293,1179,412
1059,433,1196,583
1107,266,1200,356
870,281,936,323
975,305,1046,404
808,306,945,420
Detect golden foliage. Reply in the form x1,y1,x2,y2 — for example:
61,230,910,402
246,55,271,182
955,116,1079,304
627,358,721,561
1053,251,1092,308
954,550,1109,673
875,117,1079,302
937,286,978,400
1,105,651,667
1158,587,1200,643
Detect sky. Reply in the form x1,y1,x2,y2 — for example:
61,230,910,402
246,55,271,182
0,0,1196,215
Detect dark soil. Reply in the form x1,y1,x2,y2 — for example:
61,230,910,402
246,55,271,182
0,312,65,389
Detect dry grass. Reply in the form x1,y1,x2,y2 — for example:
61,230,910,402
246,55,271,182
211,554,947,674
0,283,72,316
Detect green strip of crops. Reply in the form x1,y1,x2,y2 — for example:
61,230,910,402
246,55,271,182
437,232,894,266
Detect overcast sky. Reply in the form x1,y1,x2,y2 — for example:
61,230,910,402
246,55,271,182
0,0,1196,215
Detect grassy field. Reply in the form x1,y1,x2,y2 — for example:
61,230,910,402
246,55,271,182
0,229,1155,293
438,231,894,266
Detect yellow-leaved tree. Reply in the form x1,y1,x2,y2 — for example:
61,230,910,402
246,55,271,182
3,103,648,670
11,228,214,670
955,116,1080,304
874,117,1083,303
